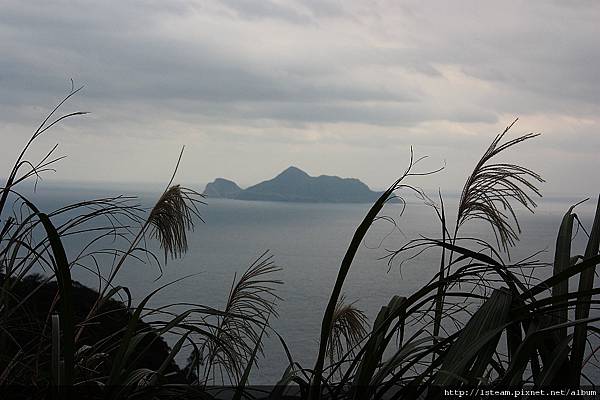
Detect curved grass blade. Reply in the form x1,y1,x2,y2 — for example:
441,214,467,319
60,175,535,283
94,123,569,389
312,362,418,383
233,322,267,400
32,208,75,387
149,331,191,386
572,196,600,380
433,288,512,386
352,295,405,399
310,179,401,400
552,207,575,339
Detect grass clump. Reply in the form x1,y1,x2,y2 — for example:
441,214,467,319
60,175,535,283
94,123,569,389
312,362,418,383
1,88,599,399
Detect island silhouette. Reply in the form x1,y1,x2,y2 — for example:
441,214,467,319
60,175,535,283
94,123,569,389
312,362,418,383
203,166,386,203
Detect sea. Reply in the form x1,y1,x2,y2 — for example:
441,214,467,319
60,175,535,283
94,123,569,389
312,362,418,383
15,183,600,384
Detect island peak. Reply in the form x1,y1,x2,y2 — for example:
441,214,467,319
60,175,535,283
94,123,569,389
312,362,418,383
276,166,310,179
203,178,242,199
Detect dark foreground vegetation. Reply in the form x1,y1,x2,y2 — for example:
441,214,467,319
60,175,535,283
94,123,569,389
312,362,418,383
1,87,599,399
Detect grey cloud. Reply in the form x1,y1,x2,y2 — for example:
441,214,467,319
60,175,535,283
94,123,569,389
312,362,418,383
391,1,600,112
298,0,346,19
2,1,599,120
0,1,419,121
230,101,498,126
218,0,312,24
217,0,347,23
0,0,598,195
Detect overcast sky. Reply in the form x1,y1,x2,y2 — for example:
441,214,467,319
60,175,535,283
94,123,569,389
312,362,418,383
1,1,599,197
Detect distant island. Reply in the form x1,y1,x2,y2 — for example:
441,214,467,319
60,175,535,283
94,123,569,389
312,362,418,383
203,166,385,203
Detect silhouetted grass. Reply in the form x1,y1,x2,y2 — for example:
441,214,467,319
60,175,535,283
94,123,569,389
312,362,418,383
1,88,599,399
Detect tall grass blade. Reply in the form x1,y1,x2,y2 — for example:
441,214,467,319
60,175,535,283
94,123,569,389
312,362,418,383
433,194,447,340
521,254,600,299
552,207,575,339
434,288,512,386
149,332,191,386
233,323,267,400
32,207,75,387
310,181,400,400
269,333,297,399
538,334,573,387
352,295,405,399
107,280,182,386
51,313,61,385
572,196,600,380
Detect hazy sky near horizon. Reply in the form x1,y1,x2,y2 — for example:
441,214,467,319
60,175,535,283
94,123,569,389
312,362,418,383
1,1,599,196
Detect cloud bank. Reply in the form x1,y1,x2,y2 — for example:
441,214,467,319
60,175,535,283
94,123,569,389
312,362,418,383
1,1,598,196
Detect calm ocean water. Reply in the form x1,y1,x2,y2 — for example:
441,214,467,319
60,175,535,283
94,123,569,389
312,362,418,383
22,184,599,384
